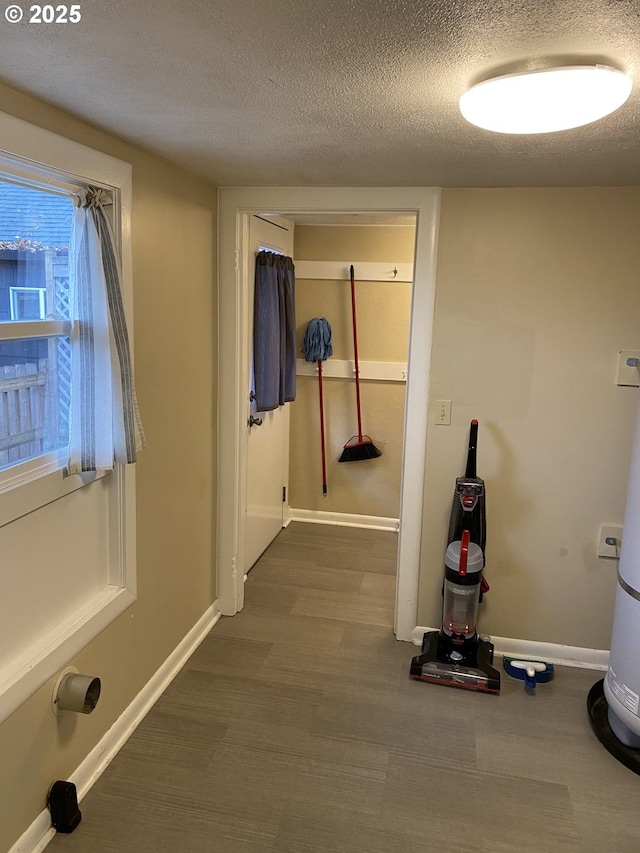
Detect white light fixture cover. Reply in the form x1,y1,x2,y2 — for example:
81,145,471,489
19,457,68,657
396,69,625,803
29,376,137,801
459,65,632,134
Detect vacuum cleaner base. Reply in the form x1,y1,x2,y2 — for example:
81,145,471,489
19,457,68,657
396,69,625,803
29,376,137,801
587,679,640,776
410,630,501,694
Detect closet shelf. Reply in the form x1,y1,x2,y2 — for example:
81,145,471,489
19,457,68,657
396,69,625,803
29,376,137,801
296,358,407,383
295,261,413,282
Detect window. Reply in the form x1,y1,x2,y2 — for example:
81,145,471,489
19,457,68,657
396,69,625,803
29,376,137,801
1,181,74,472
0,112,137,723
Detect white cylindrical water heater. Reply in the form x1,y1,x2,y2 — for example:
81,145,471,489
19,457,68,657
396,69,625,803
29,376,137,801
603,393,640,748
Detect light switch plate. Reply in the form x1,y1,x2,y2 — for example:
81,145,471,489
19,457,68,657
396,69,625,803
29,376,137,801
616,350,640,386
434,400,451,425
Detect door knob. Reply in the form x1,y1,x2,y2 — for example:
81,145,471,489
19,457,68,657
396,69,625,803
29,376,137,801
248,415,263,427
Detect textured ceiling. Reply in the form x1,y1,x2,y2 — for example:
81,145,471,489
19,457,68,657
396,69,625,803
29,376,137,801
0,0,638,187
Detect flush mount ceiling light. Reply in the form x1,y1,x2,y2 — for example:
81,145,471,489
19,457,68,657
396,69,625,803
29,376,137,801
459,65,633,134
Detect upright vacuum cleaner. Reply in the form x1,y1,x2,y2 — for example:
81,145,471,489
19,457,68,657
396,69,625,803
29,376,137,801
410,420,501,694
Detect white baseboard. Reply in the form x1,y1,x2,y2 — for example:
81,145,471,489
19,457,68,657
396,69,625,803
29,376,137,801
9,602,221,853
410,625,609,671
7,817,55,853
289,507,399,532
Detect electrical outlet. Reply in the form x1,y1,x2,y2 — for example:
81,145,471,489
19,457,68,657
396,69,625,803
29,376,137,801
616,350,640,386
434,400,451,425
597,524,623,558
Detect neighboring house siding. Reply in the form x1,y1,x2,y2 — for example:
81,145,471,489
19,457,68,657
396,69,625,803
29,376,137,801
0,183,72,248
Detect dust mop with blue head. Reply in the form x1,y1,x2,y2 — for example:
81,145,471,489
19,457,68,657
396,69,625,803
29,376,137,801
503,657,555,691
302,318,333,496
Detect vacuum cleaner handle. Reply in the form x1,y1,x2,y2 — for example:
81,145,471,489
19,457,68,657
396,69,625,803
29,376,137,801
459,530,470,576
465,419,478,478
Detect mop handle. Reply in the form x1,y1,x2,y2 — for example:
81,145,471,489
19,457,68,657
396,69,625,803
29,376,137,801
350,265,363,440
318,359,327,496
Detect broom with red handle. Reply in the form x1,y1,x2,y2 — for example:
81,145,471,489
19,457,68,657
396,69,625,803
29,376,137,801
339,265,382,462
317,359,328,495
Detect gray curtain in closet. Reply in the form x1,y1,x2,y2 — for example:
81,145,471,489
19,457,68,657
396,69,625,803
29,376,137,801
253,251,296,411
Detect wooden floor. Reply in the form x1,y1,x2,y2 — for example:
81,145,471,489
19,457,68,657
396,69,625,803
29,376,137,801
49,523,639,852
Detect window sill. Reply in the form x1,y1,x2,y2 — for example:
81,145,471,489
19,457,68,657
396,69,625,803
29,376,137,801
0,460,107,528
0,585,135,723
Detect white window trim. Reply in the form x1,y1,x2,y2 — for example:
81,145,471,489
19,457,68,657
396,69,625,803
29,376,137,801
0,112,137,723
0,319,71,340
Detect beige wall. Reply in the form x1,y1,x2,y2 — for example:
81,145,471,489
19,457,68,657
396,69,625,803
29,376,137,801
421,187,640,650
291,226,415,517
0,87,218,852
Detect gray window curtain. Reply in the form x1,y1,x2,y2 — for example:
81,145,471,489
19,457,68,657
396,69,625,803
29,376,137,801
69,187,145,473
253,251,296,411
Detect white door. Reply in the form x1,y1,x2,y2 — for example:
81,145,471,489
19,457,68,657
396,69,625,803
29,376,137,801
245,215,294,572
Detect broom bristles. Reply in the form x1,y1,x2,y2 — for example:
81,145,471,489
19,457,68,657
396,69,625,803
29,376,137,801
338,436,382,463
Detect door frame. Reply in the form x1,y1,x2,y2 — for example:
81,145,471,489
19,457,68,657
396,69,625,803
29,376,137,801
217,187,441,641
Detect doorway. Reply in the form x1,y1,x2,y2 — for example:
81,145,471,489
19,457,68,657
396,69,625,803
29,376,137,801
217,187,441,641
290,217,415,524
